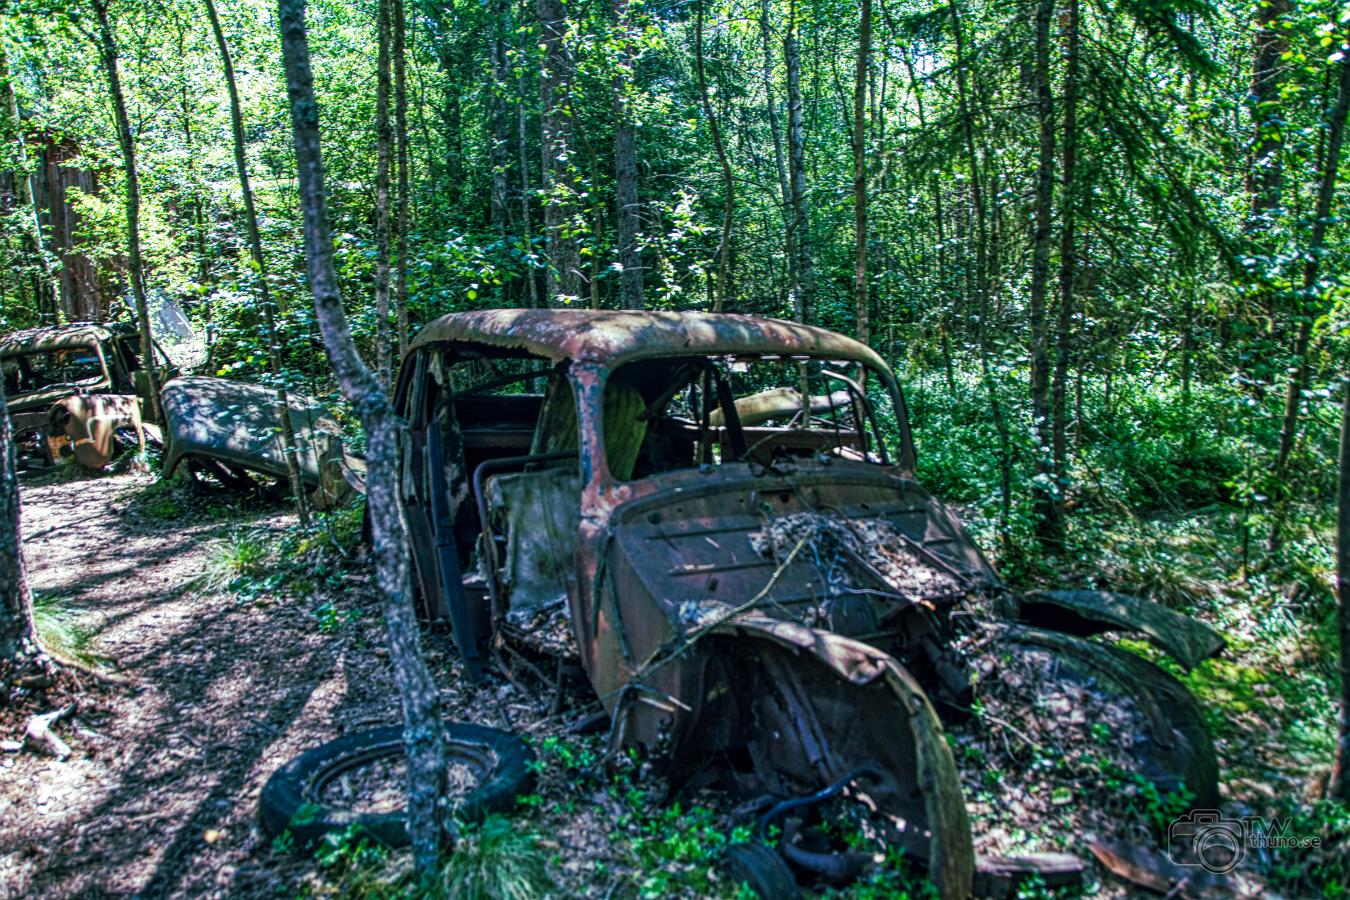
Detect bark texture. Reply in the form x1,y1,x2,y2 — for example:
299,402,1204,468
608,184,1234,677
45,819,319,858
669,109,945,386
278,0,446,876
0,384,36,668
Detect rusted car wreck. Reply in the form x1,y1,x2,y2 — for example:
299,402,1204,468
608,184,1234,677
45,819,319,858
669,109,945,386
1,322,175,469
392,309,1224,896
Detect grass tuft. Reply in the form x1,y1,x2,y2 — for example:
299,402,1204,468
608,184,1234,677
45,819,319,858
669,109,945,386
31,593,104,666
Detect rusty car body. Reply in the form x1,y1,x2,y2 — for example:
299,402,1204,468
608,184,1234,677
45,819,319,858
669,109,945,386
1,322,176,469
160,376,362,509
392,310,1223,897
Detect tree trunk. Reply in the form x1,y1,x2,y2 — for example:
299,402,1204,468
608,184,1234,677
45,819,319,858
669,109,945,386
279,0,446,876
1246,0,1291,232
1051,0,1079,518
613,0,644,309
1029,0,1057,539
852,0,871,353
393,0,410,357
374,0,394,388
0,47,58,322
1332,376,1350,802
0,384,36,669
91,0,161,425
1270,54,1349,547
206,0,310,526
695,0,732,312
949,0,1010,551
759,0,790,309
489,0,513,239
785,0,813,326
537,0,584,304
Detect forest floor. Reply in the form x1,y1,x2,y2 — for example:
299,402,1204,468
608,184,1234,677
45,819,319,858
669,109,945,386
1,468,1344,898
0,468,411,897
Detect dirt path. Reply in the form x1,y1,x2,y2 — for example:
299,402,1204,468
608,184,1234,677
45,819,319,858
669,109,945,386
0,471,406,898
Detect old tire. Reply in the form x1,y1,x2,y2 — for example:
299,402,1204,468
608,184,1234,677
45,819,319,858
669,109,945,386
724,842,801,899
259,721,535,849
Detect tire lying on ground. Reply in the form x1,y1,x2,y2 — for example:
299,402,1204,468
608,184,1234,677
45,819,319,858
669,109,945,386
259,721,536,849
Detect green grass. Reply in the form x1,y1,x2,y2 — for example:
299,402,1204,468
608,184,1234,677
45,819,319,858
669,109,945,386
31,593,105,667
300,816,550,899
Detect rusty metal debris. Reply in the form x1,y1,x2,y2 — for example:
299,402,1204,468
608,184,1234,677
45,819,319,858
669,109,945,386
391,310,1227,897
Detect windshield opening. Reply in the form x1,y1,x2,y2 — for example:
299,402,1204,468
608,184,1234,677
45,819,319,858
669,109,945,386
604,355,902,481
1,344,107,398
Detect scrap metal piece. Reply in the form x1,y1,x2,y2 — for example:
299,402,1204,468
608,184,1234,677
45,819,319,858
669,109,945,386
1016,589,1225,671
160,376,359,507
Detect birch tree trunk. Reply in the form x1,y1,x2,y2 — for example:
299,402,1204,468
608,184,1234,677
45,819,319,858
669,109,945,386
852,0,871,352
374,0,394,388
1029,0,1058,538
90,0,162,425
206,0,310,526
393,0,410,357
785,0,814,325
279,0,447,876
695,0,732,312
1051,0,1079,516
612,0,644,309
538,0,584,305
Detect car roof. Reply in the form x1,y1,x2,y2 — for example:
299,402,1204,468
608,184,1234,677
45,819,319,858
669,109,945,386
408,309,889,370
0,322,134,356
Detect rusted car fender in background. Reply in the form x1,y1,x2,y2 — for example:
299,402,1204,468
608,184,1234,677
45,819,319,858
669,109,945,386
160,376,360,509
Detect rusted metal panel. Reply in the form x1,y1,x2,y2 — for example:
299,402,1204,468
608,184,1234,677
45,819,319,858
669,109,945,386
409,309,891,371
159,376,347,496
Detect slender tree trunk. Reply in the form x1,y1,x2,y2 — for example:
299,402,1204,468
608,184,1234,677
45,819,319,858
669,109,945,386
518,99,541,309
1051,0,1079,518
206,0,310,526
1029,0,1057,539
374,0,394,388
489,0,513,238
785,0,813,325
1,384,37,670
1270,55,1350,546
279,0,446,876
90,0,161,425
695,0,732,312
1333,376,1350,802
759,0,790,308
537,0,583,304
613,0,644,309
393,0,410,356
852,0,871,353
1246,0,1291,233
0,48,58,322
949,0,1010,550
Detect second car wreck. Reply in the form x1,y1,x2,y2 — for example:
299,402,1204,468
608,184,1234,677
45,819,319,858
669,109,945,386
389,310,1226,898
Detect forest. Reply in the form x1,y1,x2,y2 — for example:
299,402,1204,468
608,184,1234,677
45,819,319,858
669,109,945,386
0,0,1348,894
